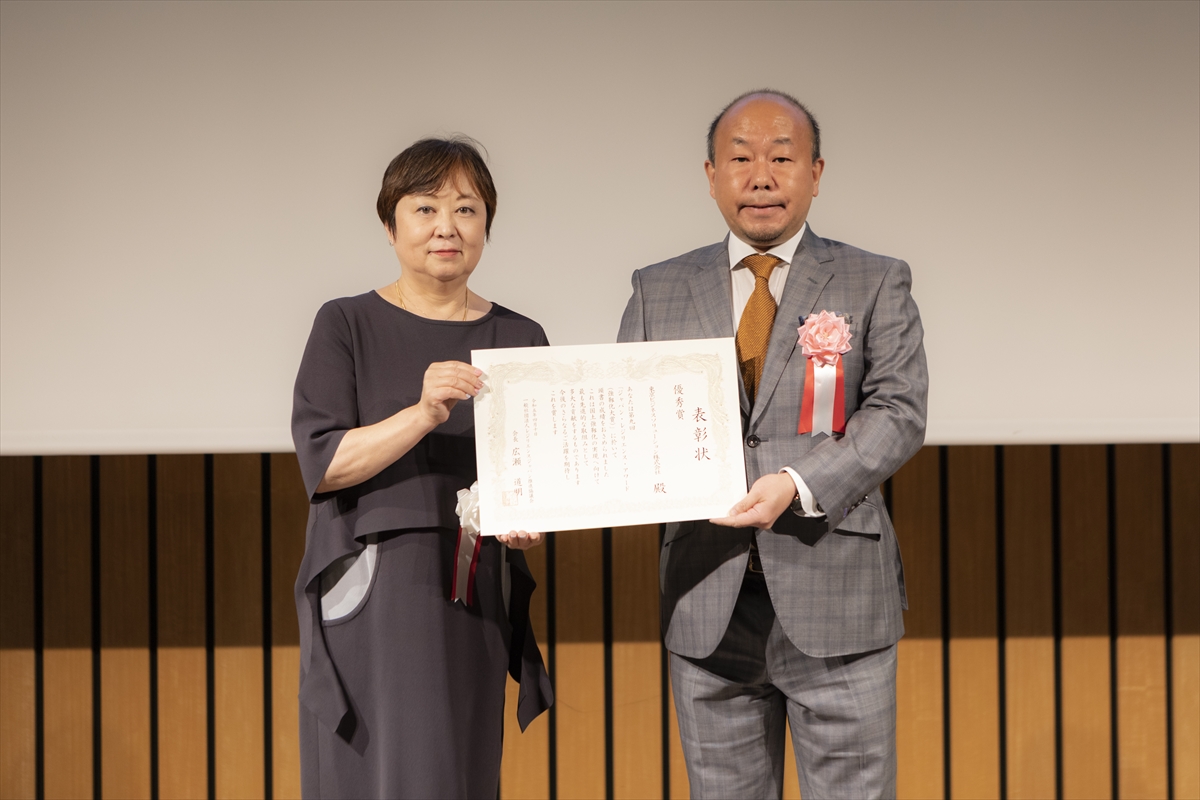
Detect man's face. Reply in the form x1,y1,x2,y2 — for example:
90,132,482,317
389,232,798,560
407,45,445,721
705,96,824,249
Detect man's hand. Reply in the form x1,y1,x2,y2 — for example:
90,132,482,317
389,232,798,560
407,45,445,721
497,530,544,550
710,472,796,529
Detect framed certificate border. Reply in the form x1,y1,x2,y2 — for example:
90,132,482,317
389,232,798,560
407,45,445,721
472,338,747,534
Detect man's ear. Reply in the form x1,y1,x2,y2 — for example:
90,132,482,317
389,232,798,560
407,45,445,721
705,160,717,200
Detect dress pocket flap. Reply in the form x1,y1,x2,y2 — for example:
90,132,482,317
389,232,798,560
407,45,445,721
320,543,379,623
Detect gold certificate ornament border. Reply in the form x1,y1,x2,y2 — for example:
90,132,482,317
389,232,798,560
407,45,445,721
479,352,737,520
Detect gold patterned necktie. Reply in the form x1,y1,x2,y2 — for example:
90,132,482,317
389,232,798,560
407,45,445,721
736,253,784,404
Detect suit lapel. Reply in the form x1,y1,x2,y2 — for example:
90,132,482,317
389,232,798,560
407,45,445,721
688,242,734,340
752,227,833,428
687,239,746,411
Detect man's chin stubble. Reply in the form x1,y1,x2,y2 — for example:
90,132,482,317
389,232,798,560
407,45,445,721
744,226,788,244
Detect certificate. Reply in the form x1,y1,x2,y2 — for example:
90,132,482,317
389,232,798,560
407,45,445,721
471,338,748,534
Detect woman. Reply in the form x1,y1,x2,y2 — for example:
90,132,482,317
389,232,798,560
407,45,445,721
291,137,553,798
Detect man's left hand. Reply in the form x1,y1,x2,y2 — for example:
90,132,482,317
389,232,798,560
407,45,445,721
497,530,544,550
710,472,796,530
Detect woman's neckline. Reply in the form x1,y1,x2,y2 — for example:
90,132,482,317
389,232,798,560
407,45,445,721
371,288,496,324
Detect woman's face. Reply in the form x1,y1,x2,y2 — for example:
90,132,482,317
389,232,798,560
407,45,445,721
387,172,486,283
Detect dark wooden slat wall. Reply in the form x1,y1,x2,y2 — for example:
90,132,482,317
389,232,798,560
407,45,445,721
947,445,1001,799
98,455,150,798
611,524,663,799
0,444,1197,800
41,456,92,799
1172,445,1200,800
157,455,207,800
1114,445,1169,798
212,454,265,797
0,457,36,798
1003,446,1055,798
269,454,307,800
1059,445,1112,798
555,528,606,798
892,446,944,798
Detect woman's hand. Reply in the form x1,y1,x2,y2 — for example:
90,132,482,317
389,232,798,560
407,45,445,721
419,361,483,426
497,531,544,550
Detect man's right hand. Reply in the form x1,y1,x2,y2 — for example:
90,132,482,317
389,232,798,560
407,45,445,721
710,472,797,530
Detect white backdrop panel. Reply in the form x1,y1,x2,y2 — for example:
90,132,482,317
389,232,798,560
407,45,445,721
2,0,1197,454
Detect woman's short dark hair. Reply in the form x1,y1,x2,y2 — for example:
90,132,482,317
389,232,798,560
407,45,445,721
376,136,498,238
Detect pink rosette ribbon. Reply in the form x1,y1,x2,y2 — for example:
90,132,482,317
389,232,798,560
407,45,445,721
797,311,852,435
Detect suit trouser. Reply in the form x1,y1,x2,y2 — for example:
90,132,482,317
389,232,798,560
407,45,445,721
670,569,897,800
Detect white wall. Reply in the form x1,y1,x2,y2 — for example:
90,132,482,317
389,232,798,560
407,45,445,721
2,0,1197,454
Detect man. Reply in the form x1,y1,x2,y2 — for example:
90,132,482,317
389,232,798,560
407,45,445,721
618,90,927,799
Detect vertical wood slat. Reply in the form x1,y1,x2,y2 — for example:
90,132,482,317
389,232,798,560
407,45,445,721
270,454,306,800
213,453,265,798
1170,443,1200,799
156,455,208,799
0,457,35,799
1114,445,1168,799
501,538,551,799
554,529,606,798
1059,445,1112,799
1002,446,1055,799
42,456,94,799
892,447,944,799
946,445,1000,799
611,523,661,799
99,455,151,799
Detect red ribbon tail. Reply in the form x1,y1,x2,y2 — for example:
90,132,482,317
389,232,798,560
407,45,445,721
798,358,815,434
451,526,464,601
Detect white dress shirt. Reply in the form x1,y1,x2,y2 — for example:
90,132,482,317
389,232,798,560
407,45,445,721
727,225,823,518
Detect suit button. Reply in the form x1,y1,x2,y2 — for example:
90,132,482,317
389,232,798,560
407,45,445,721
746,435,760,448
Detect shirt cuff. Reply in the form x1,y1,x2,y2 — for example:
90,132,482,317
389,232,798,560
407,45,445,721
781,467,824,517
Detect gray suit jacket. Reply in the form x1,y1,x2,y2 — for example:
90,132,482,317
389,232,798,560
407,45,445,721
618,226,928,659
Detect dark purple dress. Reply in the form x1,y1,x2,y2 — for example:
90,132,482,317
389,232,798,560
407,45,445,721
291,291,553,799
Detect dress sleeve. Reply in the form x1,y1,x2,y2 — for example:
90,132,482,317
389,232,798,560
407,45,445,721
292,300,357,499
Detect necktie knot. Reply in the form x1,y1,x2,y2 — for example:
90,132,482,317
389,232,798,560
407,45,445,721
741,253,782,282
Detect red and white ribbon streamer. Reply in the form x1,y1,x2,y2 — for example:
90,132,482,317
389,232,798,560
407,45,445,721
798,357,846,436
452,481,483,605
451,526,482,605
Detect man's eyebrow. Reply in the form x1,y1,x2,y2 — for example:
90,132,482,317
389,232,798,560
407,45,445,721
728,136,794,146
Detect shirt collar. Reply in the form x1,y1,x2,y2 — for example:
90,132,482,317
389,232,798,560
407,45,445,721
727,223,807,270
